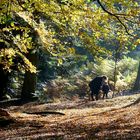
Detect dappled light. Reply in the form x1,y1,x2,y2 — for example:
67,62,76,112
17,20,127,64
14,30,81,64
0,94,140,139
0,0,140,139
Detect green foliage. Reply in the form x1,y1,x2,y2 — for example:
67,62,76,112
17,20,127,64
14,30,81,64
94,59,114,78
36,55,139,102
0,0,140,73
0,0,140,100
93,57,138,90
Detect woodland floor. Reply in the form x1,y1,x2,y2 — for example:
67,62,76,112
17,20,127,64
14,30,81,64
0,93,140,140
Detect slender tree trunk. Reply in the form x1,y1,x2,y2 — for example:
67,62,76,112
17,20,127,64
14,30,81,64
133,60,140,91
21,52,38,100
112,60,117,98
112,45,118,98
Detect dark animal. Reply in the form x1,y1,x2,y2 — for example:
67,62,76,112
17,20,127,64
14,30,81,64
102,83,110,99
89,75,108,100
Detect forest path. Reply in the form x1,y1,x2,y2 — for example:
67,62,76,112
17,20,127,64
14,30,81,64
0,93,140,140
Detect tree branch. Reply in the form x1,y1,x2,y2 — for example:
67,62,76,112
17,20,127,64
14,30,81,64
17,0,28,11
124,17,139,24
96,0,134,36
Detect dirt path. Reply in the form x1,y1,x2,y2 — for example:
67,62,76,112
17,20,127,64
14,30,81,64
0,94,140,140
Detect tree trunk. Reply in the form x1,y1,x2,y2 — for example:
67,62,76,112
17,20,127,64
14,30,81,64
133,60,140,91
112,58,117,97
0,65,9,100
112,45,119,98
21,52,38,100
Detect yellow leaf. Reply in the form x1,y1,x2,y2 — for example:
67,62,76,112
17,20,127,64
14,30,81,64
58,59,63,65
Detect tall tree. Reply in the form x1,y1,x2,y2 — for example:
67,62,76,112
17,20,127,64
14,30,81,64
21,52,38,99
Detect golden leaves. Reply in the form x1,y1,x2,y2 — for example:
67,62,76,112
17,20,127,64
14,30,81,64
0,0,140,72
134,39,140,47
23,57,36,73
0,48,15,71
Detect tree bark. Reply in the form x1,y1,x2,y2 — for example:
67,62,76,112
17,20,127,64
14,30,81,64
0,65,9,100
112,44,119,97
133,60,140,91
21,52,38,100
